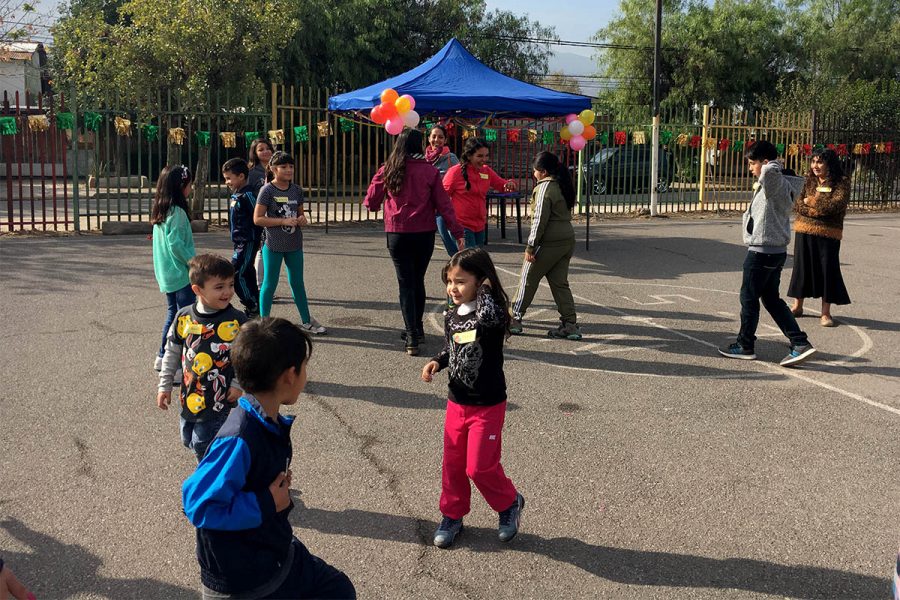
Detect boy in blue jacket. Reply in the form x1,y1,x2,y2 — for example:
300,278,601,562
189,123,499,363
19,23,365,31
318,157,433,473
223,158,261,318
182,317,355,599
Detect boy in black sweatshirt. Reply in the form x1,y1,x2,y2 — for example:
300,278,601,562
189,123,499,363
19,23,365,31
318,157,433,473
223,158,261,317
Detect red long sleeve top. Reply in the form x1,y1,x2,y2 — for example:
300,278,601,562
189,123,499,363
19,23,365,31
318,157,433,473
442,163,510,232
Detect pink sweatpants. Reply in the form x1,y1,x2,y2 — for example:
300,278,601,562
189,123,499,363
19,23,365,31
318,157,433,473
440,399,518,519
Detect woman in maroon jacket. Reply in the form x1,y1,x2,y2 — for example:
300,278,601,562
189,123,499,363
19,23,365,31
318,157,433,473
365,128,465,356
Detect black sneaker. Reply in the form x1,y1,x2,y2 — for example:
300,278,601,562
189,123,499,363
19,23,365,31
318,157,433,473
780,344,817,367
433,516,463,548
244,306,260,319
498,492,525,542
718,342,756,360
405,333,420,356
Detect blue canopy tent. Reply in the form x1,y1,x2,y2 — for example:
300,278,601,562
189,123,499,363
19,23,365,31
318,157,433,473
325,38,595,245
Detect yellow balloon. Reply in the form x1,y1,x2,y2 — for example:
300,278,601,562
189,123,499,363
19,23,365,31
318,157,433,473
394,96,411,114
560,127,573,141
578,109,596,126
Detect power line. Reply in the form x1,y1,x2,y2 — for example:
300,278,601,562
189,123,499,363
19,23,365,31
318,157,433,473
477,33,664,52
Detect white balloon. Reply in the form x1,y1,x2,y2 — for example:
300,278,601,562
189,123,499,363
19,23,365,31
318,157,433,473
402,110,420,128
567,120,584,136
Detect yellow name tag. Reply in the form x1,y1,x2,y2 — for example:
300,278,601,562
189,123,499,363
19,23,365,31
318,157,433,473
752,182,760,191
452,329,477,344
275,196,289,203
816,186,832,193
479,173,489,180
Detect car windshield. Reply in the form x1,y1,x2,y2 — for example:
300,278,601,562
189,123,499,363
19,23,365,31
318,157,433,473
590,148,619,164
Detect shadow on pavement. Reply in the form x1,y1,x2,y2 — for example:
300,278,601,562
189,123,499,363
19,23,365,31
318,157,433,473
305,381,519,412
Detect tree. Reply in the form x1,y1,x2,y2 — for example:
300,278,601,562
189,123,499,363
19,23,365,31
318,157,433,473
1,0,52,43
540,70,582,95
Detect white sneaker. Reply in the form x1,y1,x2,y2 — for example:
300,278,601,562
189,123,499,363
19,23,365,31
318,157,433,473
300,319,327,335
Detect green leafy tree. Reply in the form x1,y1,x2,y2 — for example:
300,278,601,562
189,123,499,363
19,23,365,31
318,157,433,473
540,70,582,95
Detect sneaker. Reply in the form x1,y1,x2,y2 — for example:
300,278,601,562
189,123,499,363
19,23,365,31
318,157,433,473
780,344,817,367
300,319,327,335
509,318,524,335
718,342,756,360
405,335,420,356
548,321,582,341
433,516,463,548
245,306,260,319
498,493,525,542
154,356,163,371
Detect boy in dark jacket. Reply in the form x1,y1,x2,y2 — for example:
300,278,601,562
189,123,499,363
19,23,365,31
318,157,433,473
223,158,261,317
182,318,355,599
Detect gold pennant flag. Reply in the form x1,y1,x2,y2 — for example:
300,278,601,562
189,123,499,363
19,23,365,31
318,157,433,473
27,114,50,132
114,116,132,136
704,137,717,150
169,127,186,145
852,143,864,155
316,121,332,137
675,133,689,146
875,142,886,154
528,129,538,143
268,129,285,145
787,143,799,156
632,131,646,145
220,132,236,148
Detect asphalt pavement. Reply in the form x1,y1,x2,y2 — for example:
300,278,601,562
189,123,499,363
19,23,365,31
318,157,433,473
1,214,897,599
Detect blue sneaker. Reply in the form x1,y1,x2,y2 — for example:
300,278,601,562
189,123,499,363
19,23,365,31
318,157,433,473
433,516,463,548
718,342,756,360
780,344,817,367
498,493,525,542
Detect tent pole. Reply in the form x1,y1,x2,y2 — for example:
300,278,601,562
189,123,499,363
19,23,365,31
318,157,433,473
325,110,330,234
649,0,663,217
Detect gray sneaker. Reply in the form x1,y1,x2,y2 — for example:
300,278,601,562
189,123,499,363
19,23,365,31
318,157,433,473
548,321,582,341
498,493,525,542
509,318,524,335
780,344,817,367
300,319,327,335
433,516,463,548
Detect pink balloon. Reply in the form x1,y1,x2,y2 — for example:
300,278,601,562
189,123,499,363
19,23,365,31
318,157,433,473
400,94,416,110
569,135,586,151
565,113,579,124
385,118,404,135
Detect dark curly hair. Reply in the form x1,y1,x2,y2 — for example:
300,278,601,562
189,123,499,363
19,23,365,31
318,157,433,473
460,138,490,191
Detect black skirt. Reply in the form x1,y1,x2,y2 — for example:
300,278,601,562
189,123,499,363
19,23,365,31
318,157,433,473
788,232,851,304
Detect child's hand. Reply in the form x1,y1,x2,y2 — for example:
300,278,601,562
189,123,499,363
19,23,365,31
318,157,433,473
297,214,308,227
269,471,291,511
227,387,241,403
157,391,171,410
283,217,299,227
456,238,466,250
504,180,517,191
421,361,440,382
524,250,536,263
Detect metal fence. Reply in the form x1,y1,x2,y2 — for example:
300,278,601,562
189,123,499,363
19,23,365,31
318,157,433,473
2,85,898,233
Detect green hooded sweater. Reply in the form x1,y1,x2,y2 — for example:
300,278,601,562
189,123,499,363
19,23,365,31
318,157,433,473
152,206,195,293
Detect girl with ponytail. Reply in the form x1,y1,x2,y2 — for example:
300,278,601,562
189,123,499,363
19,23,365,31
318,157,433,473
442,138,516,249
509,151,581,340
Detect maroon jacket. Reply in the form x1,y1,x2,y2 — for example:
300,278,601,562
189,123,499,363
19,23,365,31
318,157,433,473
365,158,464,238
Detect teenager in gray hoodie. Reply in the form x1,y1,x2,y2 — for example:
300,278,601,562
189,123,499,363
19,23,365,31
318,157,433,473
719,140,817,367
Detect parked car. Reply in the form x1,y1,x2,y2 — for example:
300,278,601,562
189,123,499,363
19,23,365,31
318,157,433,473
576,145,676,195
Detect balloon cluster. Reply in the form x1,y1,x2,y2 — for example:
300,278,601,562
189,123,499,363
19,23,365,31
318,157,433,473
560,109,596,152
370,89,420,135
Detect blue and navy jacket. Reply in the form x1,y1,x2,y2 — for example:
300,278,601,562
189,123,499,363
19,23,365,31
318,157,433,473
182,395,295,594
229,185,260,244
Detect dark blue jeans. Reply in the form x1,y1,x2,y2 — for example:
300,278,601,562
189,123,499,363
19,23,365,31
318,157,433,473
159,284,195,357
463,227,486,249
436,215,458,257
738,251,808,351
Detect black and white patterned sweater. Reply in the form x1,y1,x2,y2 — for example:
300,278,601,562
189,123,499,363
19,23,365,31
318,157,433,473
432,284,507,406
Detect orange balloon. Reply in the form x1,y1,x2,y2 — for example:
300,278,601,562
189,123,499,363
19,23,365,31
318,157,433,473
381,89,399,105
583,125,596,141
379,101,398,121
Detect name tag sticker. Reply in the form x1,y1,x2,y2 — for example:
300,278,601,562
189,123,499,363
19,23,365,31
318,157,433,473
275,196,289,204
479,173,489,180
452,329,477,344
752,182,760,191
816,186,832,193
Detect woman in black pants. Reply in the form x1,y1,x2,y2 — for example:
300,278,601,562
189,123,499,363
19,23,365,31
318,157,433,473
365,129,464,355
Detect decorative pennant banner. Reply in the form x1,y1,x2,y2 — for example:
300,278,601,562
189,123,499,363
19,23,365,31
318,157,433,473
484,128,497,142
542,131,555,144
220,132,236,148
195,130,211,147
874,142,886,154
632,131,646,145
244,131,261,141
28,114,50,132
507,129,520,143
598,130,609,145
705,137,717,150
886,141,894,154
423,121,435,132
718,138,731,151
826,143,836,151
444,122,456,135
56,112,74,130
802,143,812,156
815,143,825,151
83,111,102,132
689,135,701,148
316,121,332,137
142,124,159,142
268,129,285,145
114,116,132,136
293,126,309,142
614,130,627,145
168,127,186,145
787,143,799,156
338,118,354,133
732,140,745,153
659,130,673,145
675,133,689,147
836,143,848,156
527,129,538,143
775,142,785,155
0,116,17,135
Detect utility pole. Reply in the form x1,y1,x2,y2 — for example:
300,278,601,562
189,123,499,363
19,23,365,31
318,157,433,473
649,0,663,216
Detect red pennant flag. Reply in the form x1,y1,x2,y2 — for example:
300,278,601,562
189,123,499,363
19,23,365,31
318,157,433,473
802,144,812,156
836,143,848,156
614,130,627,145
689,135,701,148
507,129,520,143
886,141,894,154
718,138,730,151
862,142,871,155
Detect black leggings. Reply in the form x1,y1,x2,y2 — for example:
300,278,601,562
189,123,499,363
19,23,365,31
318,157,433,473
386,231,436,334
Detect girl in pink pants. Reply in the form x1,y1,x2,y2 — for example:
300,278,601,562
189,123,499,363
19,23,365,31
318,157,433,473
422,248,524,549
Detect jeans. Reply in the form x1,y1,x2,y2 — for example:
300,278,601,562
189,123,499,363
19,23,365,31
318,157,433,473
159,284,195,357
737,251,809,351
259,245,311,323
180,409,231,461
463,227,486,249
436,215,458,257
232,240,260,312
386,231,435,334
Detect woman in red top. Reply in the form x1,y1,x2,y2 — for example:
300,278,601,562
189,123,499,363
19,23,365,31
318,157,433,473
443,138,516,248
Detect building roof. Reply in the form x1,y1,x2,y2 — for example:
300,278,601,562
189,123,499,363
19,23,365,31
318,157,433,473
0,42,44,62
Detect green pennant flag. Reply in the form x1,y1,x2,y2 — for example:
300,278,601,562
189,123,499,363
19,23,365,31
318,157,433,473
293,125,309,142
56,112,74,130
814,143,825,151
484,128,497,142
142,124,159,142
598,131,609,145
0,116,18,135
83,111,102,132
338,117,354,133
195,130,211,147
244,131,260,142
542,131,554,144
776,142,785,155
423,121,435,132
660,130,673,145
732,139,745,152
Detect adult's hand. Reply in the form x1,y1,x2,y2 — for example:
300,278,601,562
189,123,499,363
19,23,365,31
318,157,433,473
456,238,466,250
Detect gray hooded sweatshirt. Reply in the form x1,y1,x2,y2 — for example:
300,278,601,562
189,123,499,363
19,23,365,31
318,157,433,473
742,161,805,253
